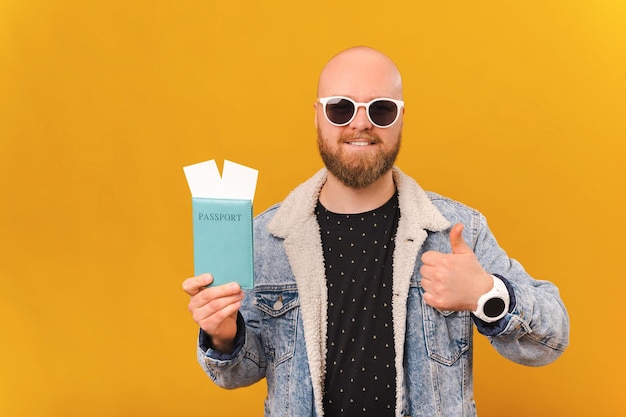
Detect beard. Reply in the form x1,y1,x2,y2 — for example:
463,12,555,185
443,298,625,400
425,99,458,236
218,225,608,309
317,128,401,189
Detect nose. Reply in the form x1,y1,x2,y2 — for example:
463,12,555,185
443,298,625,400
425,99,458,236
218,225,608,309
349,105,373,130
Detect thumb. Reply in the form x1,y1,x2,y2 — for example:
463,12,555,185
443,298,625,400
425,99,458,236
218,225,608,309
182,273,213,296
449,223,471,254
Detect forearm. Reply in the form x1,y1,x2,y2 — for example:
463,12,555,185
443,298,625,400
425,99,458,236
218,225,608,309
197,312,267,389
487,277,569,366
471,218,570,366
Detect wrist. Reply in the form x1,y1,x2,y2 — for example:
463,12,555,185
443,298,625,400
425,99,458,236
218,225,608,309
210,336,236,354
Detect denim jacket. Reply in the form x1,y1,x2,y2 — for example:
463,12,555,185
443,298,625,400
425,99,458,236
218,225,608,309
197,167,570,417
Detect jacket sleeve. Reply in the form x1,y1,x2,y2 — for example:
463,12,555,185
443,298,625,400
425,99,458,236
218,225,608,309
470,213,570,366
196,291,268,388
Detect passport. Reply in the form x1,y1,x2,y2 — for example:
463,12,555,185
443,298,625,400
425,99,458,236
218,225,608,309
191,197,254,288
184,159,258,289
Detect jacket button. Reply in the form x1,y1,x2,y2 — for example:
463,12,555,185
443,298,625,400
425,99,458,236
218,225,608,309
273,297,283,310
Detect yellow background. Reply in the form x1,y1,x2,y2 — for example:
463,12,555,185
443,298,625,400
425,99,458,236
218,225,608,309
1,1,624,416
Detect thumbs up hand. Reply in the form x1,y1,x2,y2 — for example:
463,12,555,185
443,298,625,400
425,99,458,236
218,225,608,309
420,223,493,312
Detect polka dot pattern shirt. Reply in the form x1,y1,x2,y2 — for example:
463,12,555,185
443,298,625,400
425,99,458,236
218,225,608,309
317,192,400,416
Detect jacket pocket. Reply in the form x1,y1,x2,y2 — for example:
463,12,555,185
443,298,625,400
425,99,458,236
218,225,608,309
253,285,300,365
417,283,471,366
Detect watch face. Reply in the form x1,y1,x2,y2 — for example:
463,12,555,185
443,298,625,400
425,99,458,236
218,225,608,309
484,297,506,318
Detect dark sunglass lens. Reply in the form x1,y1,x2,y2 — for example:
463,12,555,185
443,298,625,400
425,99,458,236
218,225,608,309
326,98,355,125
369,100,398,126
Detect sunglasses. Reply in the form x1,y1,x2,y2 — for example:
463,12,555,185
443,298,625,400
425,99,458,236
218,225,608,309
318,96,404,128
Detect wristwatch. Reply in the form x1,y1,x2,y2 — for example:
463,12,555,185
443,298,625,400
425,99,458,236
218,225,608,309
473,275,510,322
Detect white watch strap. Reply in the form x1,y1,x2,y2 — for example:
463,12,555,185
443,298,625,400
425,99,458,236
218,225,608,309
473,275,510,323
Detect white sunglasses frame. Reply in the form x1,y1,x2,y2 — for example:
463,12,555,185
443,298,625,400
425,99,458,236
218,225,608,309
317,96,405,128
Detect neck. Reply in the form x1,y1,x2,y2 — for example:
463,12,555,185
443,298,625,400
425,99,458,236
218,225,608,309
319,169,396,214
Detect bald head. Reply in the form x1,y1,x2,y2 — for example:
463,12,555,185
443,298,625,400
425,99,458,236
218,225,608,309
317,47,403,100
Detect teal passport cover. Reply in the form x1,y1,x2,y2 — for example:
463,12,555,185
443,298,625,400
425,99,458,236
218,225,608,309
192,197,254,289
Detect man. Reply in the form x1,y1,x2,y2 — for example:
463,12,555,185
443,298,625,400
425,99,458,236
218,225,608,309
182,46,569,416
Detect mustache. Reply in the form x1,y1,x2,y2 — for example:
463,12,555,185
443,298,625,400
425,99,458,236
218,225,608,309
341,132,382,143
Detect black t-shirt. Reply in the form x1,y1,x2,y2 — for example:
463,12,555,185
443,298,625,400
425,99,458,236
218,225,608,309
317,193,400,416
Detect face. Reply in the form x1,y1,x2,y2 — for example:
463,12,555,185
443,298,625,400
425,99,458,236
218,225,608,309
315,47,404,189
